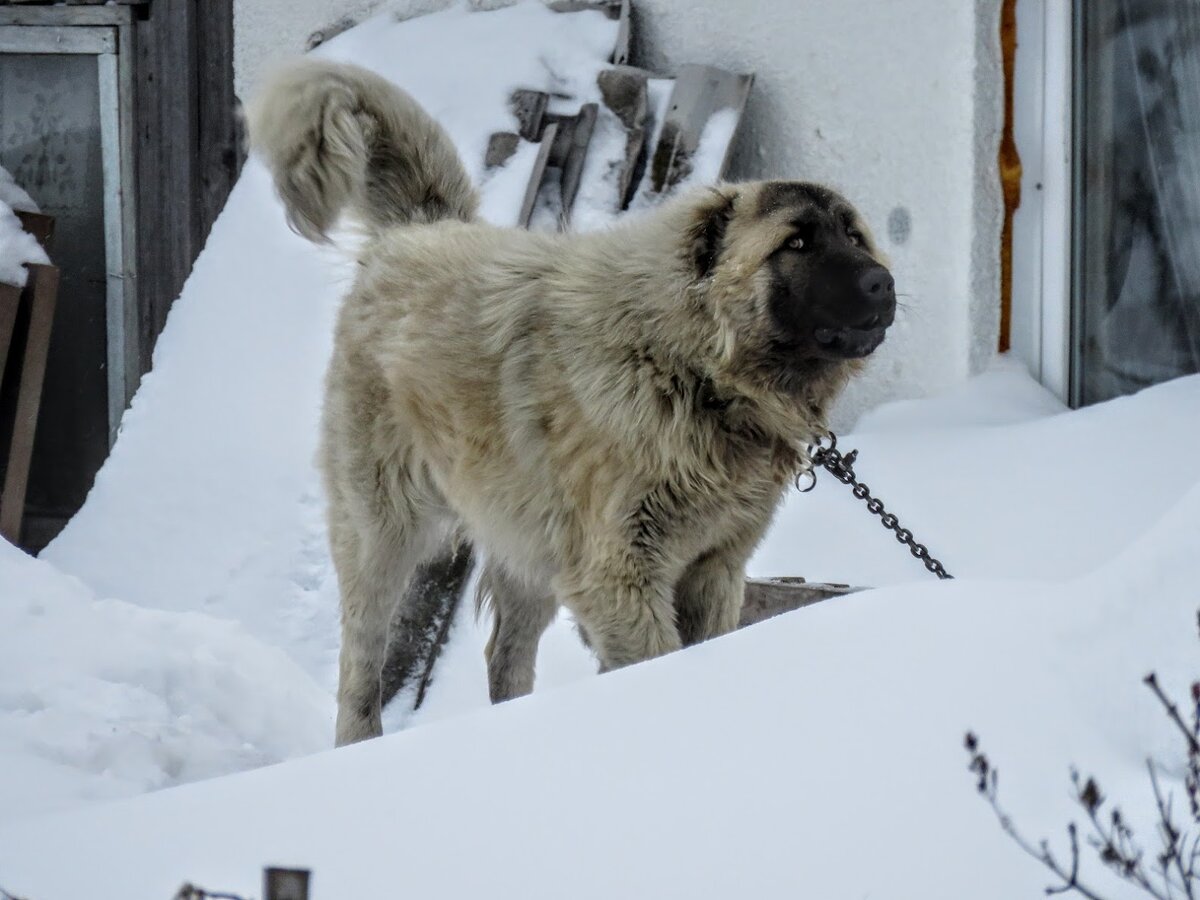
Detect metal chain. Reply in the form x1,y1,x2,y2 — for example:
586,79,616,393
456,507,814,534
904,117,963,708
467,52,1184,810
797,432,953,580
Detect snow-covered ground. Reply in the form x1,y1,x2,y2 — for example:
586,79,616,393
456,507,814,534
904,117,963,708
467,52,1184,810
2,386,1199,898
2,3,1199,897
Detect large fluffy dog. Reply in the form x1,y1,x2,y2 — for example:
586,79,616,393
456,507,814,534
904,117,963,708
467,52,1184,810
251,60,896,745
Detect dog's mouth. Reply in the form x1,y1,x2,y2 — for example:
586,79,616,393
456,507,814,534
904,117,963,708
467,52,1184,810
813,324,888,358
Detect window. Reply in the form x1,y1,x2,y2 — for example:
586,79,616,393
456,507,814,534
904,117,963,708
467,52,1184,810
1073,0,1200,405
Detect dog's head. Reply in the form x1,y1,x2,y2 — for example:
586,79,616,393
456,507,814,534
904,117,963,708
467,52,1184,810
684,181,894,395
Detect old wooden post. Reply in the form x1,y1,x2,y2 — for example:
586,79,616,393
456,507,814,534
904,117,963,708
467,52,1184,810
264,867,310,900
0,262,60,544
0,208,59,544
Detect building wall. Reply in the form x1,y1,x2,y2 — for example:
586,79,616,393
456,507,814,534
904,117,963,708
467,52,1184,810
631,0,1004,424
234,0,1004,426
234,0,390,98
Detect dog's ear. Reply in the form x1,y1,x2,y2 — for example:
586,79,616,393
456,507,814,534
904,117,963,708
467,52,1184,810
686,188,736,278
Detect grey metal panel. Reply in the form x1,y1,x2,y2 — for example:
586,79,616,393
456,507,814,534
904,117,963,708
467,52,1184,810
0,24,115,53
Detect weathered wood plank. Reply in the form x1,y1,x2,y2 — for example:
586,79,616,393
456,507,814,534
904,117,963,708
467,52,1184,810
0,6,131,26
264,868,311,900
0,283,19,396
0,263,59,544
646,64,753,195
0,0,146,4
739,578,862,628
518,121,558,228
547,0,623,18
484,132,520,170
134,0,194,372
598,67,650,209
115,10,140,414
13,211,53,251
553,102,597,224
133,0,238,375
509,88,548,142
0,23,114,52
195,0,243,241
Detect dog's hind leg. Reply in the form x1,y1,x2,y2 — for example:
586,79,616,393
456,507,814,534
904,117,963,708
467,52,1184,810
480,563,557,703
329,476,447,746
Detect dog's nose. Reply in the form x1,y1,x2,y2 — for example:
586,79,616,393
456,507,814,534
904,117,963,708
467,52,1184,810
858,267,895,305
855,266,896,328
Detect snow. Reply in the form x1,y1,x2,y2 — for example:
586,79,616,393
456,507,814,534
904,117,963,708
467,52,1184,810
1,4,1199,897
0,164,37,214
3,457,1200,899
0,165,48,288
0,543,329,824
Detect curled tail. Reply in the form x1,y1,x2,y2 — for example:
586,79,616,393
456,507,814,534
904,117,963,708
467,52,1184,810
249,59,478,242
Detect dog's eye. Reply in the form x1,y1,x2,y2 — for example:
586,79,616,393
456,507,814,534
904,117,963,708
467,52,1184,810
787,235,807,251
847,230,863,247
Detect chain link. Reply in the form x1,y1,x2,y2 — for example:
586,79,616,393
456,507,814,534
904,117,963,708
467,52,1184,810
796,432,953,580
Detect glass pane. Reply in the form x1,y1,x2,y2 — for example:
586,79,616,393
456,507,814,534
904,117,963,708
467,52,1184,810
1075,0,1200,405
0,52,109,535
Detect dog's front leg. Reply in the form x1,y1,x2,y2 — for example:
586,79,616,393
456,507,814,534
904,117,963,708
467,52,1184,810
673,550,747,647
555,557,681,673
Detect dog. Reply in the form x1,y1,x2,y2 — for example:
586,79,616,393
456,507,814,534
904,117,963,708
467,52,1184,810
250,59,896,745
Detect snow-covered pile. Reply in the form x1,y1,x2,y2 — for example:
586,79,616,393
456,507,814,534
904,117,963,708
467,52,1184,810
0,164,47,288
2,431,1199,898
0,542,329,823
2,4,1200,896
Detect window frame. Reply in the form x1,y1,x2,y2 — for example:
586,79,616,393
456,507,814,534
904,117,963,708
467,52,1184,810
1011,0,1074,404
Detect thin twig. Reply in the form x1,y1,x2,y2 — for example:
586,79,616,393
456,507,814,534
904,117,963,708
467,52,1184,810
965,741,1110,900
1146,674,1200,755
0,886,30,900
174,884,249,900
1149,761,1196,900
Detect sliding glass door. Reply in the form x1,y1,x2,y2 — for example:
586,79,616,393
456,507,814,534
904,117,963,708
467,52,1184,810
1073,0,1200,405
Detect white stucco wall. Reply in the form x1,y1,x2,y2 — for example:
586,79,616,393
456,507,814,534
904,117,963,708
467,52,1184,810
234,0,1004,427
234,0,392,97
631,0,1004,424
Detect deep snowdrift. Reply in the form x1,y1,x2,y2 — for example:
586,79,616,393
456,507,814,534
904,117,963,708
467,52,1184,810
0,543,329,822
2,473,1198,899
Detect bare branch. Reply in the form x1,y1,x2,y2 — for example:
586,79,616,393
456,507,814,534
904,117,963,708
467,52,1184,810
965,734,1111,900
1145,674,1200,756
1149,761,1196,900
174,884,249,900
